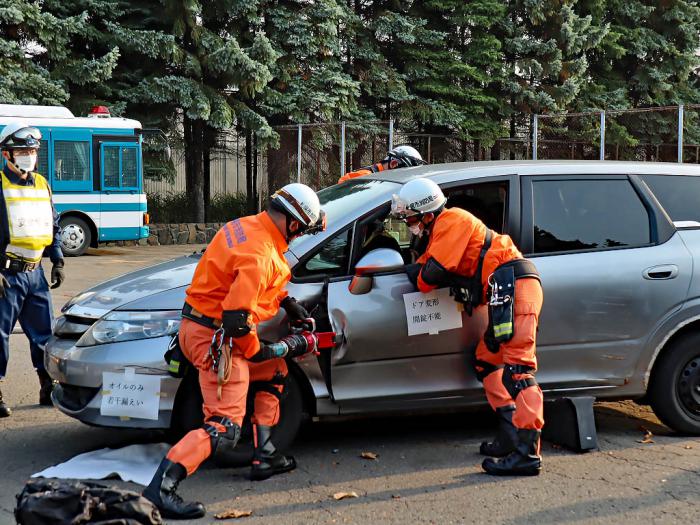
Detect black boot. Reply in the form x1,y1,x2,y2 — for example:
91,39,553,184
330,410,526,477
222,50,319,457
143,458,206,519
480,405,517,457
250,424,296,481
37,369,54,406
482,429,542,476
0,387,10,418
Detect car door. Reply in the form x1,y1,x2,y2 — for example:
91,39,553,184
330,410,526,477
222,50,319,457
520,174,692,393
325,179,513,412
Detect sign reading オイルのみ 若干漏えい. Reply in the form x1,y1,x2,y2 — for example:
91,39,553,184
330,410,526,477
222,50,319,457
100,368,162,420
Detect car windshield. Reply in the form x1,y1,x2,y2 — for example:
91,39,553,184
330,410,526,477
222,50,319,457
288,179,398,251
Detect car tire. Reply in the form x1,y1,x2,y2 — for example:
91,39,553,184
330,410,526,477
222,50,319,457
168,367,305,467
649,332,700,435
59,216,92,256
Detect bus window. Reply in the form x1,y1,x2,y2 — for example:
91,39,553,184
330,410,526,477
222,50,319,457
54,141,90,182
37,139,49,176
102,144,140,190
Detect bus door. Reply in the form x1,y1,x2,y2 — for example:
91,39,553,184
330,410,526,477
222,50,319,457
97,139,143,241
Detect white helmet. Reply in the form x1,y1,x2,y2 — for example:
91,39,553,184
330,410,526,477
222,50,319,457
270,183,325,233
0,120,42,150
386,145,425,168
391,178,446,218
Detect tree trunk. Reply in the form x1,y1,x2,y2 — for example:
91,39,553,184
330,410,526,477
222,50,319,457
266,127,295,196
203,126,216,221
245,128,255,214
191,119,205,223
252,132,259,213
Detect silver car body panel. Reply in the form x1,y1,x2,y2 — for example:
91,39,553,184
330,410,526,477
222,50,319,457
47,160,700,427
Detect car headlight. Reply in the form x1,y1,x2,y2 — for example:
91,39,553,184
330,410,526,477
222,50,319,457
76,310,181,347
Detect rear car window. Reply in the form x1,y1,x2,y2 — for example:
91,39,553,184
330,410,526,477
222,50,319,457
640,175,700,223
533,179,650,254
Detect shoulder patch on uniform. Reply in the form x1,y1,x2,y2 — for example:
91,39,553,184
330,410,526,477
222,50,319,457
224,219,247,248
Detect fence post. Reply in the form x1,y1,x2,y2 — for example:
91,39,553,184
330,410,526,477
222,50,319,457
389,119,394,151
340,121,346,178
678,104,684,163
600,111,606,161
297,124,302,183
532,114,538,160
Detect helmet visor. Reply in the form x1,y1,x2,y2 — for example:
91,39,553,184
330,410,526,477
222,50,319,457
14,127,42,141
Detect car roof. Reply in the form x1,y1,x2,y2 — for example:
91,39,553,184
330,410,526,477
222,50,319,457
369,160,700,185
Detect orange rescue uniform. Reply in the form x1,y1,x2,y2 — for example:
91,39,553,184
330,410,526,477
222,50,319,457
337,162,384,184
417,207,544,431
167,212,292,475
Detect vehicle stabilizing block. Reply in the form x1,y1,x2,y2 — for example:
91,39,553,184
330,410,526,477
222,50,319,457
542,396,598,452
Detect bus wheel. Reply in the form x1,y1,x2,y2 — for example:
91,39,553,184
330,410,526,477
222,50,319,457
59,216,92,256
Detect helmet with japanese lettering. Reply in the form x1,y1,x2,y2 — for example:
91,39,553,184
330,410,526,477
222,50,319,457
390,178,446,219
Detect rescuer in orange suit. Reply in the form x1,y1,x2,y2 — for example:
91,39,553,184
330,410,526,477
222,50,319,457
391,178,544,476
337,144,425,184
143,183,326,520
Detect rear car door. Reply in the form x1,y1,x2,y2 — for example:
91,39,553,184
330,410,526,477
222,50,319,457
521,174,692,393
324,178,514,412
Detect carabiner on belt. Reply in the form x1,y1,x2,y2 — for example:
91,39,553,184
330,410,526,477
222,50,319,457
209,327,226,372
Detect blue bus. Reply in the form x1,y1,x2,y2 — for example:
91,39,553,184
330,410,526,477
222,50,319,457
0,104,149,255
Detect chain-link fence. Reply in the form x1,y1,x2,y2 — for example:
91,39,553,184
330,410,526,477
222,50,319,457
146,105,700,213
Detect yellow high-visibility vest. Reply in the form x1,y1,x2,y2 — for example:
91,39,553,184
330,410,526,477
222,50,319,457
1,170,54,263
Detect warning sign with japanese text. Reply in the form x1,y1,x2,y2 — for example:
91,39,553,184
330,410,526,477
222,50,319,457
402,287,463,336
100,369,162,420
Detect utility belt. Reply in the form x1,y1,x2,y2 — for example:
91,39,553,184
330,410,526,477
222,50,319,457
0,255,39,273
181,302,223,330
483,258,540,353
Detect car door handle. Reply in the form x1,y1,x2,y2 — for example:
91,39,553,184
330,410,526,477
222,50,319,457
643,265,679,280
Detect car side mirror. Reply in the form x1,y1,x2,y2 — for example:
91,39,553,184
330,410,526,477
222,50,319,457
349,248,405,295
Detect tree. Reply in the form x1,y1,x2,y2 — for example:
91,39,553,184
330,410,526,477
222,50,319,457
496,0,608,155
577,0,700,159
261,0,360,191
0,0,90,105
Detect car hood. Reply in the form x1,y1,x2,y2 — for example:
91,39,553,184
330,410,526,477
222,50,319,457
62,255,200,318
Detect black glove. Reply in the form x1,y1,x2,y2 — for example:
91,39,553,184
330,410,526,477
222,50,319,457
281,296,309,322
405,263,421,288
50,259,65,289
0,273,9,299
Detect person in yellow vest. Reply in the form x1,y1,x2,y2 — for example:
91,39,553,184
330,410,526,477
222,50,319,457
0,121,65,418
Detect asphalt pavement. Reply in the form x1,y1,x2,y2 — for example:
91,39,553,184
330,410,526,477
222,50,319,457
1,245,699,525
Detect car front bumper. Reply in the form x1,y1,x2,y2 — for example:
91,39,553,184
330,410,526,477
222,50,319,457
45,335,181,429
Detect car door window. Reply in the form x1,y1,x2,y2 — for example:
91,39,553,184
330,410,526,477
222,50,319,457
445,181,507,232
533,179,650,254
295,228,352,278
640,174,700,224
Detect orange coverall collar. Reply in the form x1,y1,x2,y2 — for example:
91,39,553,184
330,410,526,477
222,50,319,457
259,211,289,253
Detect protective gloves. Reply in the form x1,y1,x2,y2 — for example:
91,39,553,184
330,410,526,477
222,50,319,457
0,273,9,299
50,259,65,289
280,296,309,322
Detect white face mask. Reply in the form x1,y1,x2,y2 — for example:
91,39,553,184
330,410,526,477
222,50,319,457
14,153,37,173
408,223,424,237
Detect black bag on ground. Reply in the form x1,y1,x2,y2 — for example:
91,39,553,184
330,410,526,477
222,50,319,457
15,478,162,525
542,396,598,452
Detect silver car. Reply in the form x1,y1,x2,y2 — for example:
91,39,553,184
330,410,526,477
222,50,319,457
46,160,700,453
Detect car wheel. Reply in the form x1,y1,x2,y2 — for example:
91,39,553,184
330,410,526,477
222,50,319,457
59,216,92,256
169,368,305,467
649,332,700,435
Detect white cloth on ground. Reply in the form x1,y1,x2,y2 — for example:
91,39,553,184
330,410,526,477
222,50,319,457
32,443,169,486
